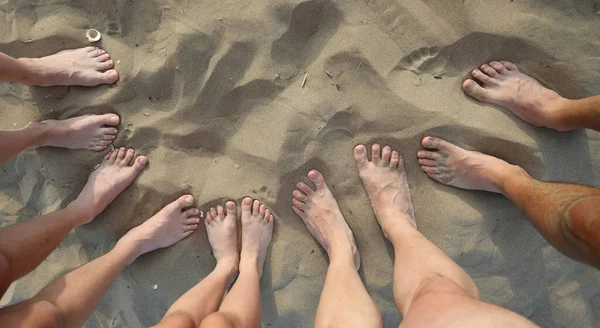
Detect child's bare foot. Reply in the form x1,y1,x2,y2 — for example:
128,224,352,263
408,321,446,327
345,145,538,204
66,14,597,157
36,114,120,151
354,144,416,239
20,47,119,86
462,61,570,131
239,198,273,277
71,147,148,221
292,170,360,270
118,195,201,262
417,136,525,194
206,201,240,273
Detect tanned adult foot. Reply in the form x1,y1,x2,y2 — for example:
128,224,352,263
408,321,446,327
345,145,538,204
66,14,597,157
206,201,240,273
353,144,417,240
20,47,119,86
417,136,524,194
292,170,361,270
239,198,274,277
118,195,201,262
463,61,570,131
71,147,148,220
36,113,120,151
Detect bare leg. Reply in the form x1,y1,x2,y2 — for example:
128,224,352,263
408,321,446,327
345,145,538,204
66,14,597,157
0,114,120,164
292,171,381,328
417,136,600,267
463,60,600,131
154,201,239,328
0,147,147,296
0,194,201,328
200,198,273,328
0,48,118,86
356,143,538,327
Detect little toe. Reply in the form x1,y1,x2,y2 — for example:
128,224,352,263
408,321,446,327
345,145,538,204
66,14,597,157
292,206,304,218
103,151,112,163
480,64,498,77
85,46,98,52
123,148,135,164
381,145,392,164
371,144,381,163
421,166,440,174
500,61,518,71
353,144,369,168
242,197,253,213
489,61,506,74
296,182,314,196
265,209,272,222
462,79,490,102
132,156,148,172
307,170,327,190
225,201,236,217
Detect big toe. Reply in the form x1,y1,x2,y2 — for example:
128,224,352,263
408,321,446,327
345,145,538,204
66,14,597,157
422,136,453,151
462,79,489,102
174,195,195,210
242,197,253,214
353,144,369,168
94,69,119,85
307,170,327,190
132,156,148,172
225,201,236,218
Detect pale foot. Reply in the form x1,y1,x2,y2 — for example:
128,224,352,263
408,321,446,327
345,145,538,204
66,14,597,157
70,147,148,221
205,201,240,273
118,195,201,262
20,47,119,87
239,198,274,277
417,136,523,194
462,60,570,131
292,170,361,270
353,144,417,238
36,113,120,151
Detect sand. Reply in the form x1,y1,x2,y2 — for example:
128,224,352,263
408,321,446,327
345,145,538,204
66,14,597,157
1,0,600,327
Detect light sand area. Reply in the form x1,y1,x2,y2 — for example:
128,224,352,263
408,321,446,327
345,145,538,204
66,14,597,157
1,0,600,327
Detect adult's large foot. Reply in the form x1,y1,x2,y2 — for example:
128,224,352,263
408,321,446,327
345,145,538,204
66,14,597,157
417,136,524,194
353,144,417,239
240,198,274,277
462,61,570,131
292,170,361,270
21,47,119,86
37,113,120,151
205,201,240,273
71,147,148,220
118,195,201,262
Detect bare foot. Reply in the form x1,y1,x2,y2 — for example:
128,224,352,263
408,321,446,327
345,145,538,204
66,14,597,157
292,170,361,270
462,61,570,131
20,47,119,87
417,136,523,194
71,147,148,220
118,195,201,262
205,201,240,272
239,198,274,276
353,144,416,240
37,113,120,151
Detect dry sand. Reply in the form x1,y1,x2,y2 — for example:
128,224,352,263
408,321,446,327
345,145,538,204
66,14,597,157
1,0,600,327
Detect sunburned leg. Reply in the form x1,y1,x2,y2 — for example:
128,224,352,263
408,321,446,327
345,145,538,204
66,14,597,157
154,202,239,328
199,198,273,328
356,144,537,327
463,60,600,131
0,194,201,328
0,147,147,297
417,136,600,267
292,171,381,328
0,113,120,165
0,48,118,86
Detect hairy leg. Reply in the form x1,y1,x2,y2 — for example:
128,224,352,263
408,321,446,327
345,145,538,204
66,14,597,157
293,171,382,328
0,195,200,328
200,198,273,328
417,136,600,267
154,202,239,328
0,147,147,296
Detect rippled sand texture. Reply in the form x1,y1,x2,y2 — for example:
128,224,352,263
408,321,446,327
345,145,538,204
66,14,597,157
1,0,600,327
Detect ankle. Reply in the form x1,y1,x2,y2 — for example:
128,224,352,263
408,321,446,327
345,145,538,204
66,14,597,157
65,200,96,225
496,165,531,197
16,58,45,86
22,121,51,148
239,254,262,276
545,97,577,131
215,257,239,276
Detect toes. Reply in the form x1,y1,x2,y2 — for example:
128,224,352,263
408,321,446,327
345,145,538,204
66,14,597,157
353,144,369,168
116,147,127,161
89,48,106,57
175,195,195,209
242,197,253,213
108,148,119,163
292,198,307,210
97,60,114,71
292,205,304,217
307,170,327,190
421,166,441,174
418,158,437,167
205,210,214,225
462,79,490,102
100,127,119,136
292,189,307,202
225,201,236,217
259,204,266,218
489,61,506,74
426,173,445,184
371,144,381,163
95,53,111,62
210,207,218,219
471,69,494,85
217,205,225,219
480,64,498,77
381,145,392,164
417,149,442,160
265,209,272,222
500,61,518,71
390,151,399,168
85,46,98,52
296,182,314,196
103,151,112,163
183,223,199,232
132,156,148,172
252,200,260,215
123,148,135,165
184,217,201,225
183,208,200,218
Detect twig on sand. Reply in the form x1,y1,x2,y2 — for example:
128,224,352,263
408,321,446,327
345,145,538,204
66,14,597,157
325,70,333,78
302,72,308,87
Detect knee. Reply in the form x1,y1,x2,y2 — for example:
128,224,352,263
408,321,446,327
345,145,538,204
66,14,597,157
9,300,64,328
413,275,479,304
199,312,235,328
564,196,600,264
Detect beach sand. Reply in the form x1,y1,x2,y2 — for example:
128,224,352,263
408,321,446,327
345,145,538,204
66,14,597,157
1,0,600,327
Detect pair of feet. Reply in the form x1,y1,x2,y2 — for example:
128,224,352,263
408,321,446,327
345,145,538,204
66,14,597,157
291,140,519,267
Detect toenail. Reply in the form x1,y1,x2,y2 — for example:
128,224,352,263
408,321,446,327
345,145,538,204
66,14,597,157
185,196,193,205
138,156,148,165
